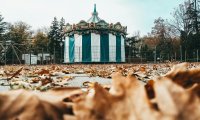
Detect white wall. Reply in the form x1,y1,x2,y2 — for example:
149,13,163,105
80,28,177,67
91,33,100,62
109,33,116,62
23,54,37,65
74,34,82,62
64,36,69,63
37,53,50,60
121,36,125,62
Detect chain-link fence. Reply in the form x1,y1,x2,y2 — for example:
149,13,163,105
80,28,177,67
0,42,57,65
1,43,199,65
126,47,200,63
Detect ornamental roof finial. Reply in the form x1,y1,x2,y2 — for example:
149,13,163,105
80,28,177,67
87,4,101,23
94,4,97,13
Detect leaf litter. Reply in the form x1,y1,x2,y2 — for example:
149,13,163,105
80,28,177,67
0,63,199,120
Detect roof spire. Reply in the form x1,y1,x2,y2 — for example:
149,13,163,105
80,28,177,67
94,4,97,13
87,4,101,23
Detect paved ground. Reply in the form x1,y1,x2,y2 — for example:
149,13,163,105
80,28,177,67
0,74,112,91
66,74,111,87
0,78,10,91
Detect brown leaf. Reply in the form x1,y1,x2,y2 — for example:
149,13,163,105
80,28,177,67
63,115,77,120
35,69,50,75
154,77,200,120
145,80,155,99
9,67,23,80
153,64,157,70
41,76,53,86
31,77,40,83
0,87,83,120
191,84,200,98
74,73,158,120
139,66,146,72
165,62,200,88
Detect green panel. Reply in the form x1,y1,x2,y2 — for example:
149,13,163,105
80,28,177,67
100,34,109,62
116,35,121,62
82,34,91,62
69,35,75,63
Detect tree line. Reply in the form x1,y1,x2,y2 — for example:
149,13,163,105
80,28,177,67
0,15,65,63
126,0,200,62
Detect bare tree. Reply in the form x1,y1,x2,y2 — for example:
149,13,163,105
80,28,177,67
170,0,200,60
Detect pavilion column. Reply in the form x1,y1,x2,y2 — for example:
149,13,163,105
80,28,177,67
82,33,91,62
100,33,109,62
116,35,121,62
69,35,75,63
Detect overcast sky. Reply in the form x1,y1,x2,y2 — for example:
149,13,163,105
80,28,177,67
0,0,184,36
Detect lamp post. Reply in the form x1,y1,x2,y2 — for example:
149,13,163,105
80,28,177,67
60,41,63,64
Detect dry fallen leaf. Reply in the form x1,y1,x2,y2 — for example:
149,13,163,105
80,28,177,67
154,77,200,120
35,69,50,75
8,67,23,80
0,87,82,120
73,72,158,120
0,63,200,120
165,62,200,88
145,80,155,99
41,76,53,86
192,84,200,98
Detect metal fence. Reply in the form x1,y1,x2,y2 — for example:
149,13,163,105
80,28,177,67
0,42,199,65
126,48,200,63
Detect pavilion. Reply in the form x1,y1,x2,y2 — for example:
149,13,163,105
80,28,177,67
64,4,127,63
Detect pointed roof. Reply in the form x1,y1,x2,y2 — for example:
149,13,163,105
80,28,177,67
87,4,102,23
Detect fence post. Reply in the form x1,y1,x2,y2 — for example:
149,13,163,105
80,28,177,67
29,48,31,65
159,54,161,63
5,47,7,65
175,52,176,61
12,46,14,65
197,49,199,62
185,50,187,62
180,45,182,62
168,54,169,61
42,48,44,65
53,45,55,64
154,46,157,63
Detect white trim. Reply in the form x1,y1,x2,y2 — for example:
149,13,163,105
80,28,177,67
91,33,100,62
109,34,116,62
